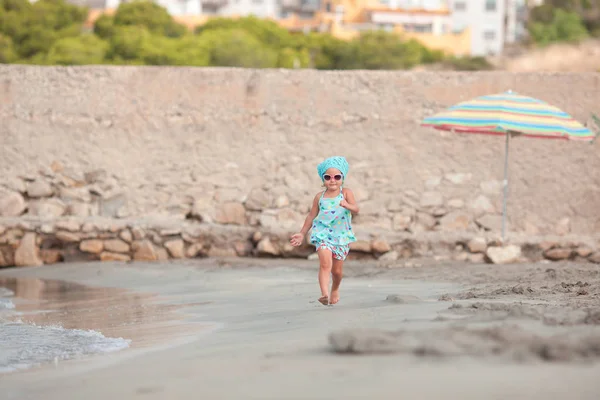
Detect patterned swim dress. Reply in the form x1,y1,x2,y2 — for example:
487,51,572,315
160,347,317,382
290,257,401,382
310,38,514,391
309,187,356,260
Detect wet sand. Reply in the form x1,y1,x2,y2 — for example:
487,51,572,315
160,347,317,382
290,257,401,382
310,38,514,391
1,258,600,399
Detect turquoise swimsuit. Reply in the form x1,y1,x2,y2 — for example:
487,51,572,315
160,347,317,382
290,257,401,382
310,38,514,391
309,187,356,260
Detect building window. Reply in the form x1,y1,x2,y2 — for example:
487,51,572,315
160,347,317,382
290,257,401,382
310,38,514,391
454,1,466,11
325,2,331,12
485,0,496,11
483,30,496,40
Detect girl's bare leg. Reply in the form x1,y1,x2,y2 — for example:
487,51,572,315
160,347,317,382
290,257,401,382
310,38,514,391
317,247,333,305
330,258,343,304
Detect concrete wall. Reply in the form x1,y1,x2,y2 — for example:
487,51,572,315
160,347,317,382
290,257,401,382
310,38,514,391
1,66,599,242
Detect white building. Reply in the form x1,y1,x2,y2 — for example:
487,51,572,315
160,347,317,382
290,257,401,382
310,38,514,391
102,0,283,18
449,0,529,56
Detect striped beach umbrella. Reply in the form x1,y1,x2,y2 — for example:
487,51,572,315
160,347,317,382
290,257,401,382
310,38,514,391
421,90,598,241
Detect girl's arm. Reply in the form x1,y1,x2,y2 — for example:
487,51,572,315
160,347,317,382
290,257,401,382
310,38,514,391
290,193,320,245
299,193,321,235
341,188,359,214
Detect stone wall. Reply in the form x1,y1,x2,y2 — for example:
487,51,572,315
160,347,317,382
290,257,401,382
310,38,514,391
1,66,599,267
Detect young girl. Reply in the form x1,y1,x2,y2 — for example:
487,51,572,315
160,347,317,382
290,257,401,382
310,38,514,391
290,156,359,306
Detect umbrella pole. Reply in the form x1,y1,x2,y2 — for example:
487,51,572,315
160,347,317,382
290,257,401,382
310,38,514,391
501,132,511,243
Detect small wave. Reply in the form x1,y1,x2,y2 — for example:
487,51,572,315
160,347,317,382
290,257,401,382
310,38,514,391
0,287,15,297
0,321,131,373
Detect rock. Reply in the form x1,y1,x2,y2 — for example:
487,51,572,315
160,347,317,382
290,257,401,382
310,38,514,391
2,177,26,193
378,250,399,261
215,202,247,225
469,195,495,215
576,247,593,258
131,227,145,240
257,237,280,256
39,224,54,234
100,193,127,218
350,240,371,253
234,240,253,256
543,248,573,261
447,198,464,209
259,210,278,228
555,217,570,236
588,252,600,264
425,176,442,188
385,294,422,303
371,239,391,254
275,195,289,208
186,242,208,258
84,169,108,184
14,233,43,267
523,221,540,235
59,187,91,203
277,208,303,229
329,329,402,354
132,240,158,261
0,192,26,216
190,196,214,222
164,239,185,258
27,199,67,218
119,230,133,243
414,212,436,230
160,227,181,236
66,202,92,217
445,173,472,184
307,252,319,260
454,251,469,261
467,237,487,253
0,247,14,267
469,253,485,263
438,211,471,231
476,214,503,232
39,249,62,264
80,240,103,254
0,225,5,236
539,241,558,252
27,180,53,198
480,180,504,195
486,245,521,264
245,188,271,211
55,219,80,232
104,239,130,254
431,208,447,217
56,231,80,243
420,191,444,208
392,214,411,231
100,252,131,262
252,231,263,243
386,199,404,212
156,248,170,261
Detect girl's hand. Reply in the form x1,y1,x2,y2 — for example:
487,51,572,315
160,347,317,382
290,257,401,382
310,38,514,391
290,233,304,247
339,199,350,209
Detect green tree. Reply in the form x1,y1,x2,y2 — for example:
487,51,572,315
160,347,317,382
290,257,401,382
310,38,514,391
113,0,186,38
0,33,18,63
199,28,278,68
93,14,116,40
529,8,589,45
45,33,109,65
196,16,298,50
1,0,87,60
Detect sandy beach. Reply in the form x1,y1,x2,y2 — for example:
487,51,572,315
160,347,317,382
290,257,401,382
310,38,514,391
1,257,600,400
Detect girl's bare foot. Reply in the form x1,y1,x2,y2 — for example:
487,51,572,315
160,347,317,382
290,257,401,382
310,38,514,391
330,290,340,305
318,295,329,305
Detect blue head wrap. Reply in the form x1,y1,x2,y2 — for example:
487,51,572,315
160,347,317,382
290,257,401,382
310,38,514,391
317,156,349,181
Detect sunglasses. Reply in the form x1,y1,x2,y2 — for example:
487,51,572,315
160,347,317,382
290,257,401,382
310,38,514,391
323,174,343,181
